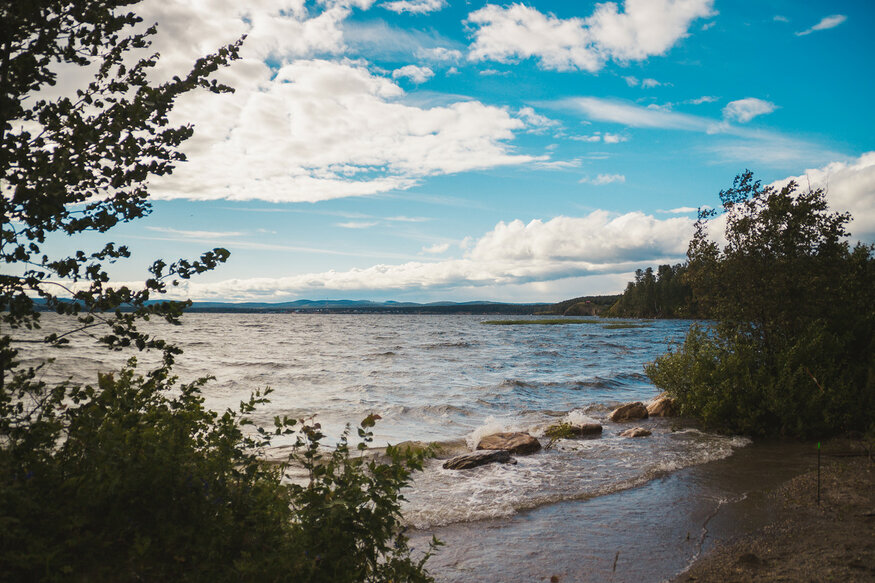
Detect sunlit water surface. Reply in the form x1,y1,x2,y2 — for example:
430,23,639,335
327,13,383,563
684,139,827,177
19,313,783,582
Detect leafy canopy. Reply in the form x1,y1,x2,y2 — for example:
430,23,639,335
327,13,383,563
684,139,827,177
646,172,875,437
1,0,238,391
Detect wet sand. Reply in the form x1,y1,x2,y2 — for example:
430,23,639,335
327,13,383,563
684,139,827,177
675,440,874,582
411,440,871,582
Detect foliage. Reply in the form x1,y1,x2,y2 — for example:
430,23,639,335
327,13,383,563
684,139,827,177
1,0,238,389
1,2,436,581
606,264,694,318
646,172,875,438
0,362,437,582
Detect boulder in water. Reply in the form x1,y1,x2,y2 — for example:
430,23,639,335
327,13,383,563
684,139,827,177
476,432,542,454
545,422,603,439
619,426,652,438
609,402,649,422
442,449,517,470
647,395,676,417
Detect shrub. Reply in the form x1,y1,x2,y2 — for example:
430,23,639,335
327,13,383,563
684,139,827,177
0,362,437,582
646,172,875,438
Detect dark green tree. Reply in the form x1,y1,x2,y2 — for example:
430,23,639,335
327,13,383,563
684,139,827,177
647,171,875,437
1,0,239,393
0,3,437,580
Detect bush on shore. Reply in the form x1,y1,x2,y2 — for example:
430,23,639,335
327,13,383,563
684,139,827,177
646,172,875,438
0,361,436,582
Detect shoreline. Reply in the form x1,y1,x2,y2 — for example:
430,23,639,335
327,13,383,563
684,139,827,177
410,439,872,582
674,439,873,582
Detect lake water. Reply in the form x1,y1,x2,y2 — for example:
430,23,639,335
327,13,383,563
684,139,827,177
19,313,772,582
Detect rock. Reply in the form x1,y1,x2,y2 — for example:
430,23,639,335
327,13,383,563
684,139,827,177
476,432,542,454
442,449,517,470
609,402,648,422
647,395,676,417
546,422,603,438
619,427,652,438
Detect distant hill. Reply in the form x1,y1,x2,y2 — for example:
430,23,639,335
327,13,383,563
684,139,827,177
185,299,548,314
538,294,622,316
31,297,631,316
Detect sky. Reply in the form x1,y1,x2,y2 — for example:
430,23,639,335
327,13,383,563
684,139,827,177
47,0,875,303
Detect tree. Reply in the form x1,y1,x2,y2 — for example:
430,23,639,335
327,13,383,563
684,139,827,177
646,172,875,437
1,0,239,393
0,3,437,580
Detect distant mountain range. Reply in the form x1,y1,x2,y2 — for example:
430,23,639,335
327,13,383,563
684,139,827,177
185,299,550,314
31,295,622,315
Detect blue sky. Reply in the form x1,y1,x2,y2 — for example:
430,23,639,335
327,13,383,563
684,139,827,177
50,0,875,302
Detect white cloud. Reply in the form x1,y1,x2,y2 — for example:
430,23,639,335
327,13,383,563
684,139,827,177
688,95,718,105
392,64,435,83
416,46,463,62
602,133,627,144
722,98,776,123
422,242,450,254
387,215,430,222
569,131,627,143
145,226,246,239
154,211,694,300
382,0,446,14
770,152,875,242
796,14,847,36
467,1,715,72
150,58,534,203
580,173,626,185
657,206,701,214
535,158,583,170
517,106,561,132
624,75,639,86
641,78,661,88
337,221,379,229
569,97,714,131
773,15,789,23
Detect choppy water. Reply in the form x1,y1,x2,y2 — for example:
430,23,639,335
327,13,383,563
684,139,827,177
16,313,750,535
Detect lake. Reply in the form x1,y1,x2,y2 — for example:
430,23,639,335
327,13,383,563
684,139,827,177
21,313,787,582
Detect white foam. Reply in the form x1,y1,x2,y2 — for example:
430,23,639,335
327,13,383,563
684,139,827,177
466,415,531,449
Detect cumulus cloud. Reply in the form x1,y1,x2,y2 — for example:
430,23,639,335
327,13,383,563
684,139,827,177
392,64,435,83
796,14,847,36
42,1,537,204
770,152,875,242
124,211,694,300
641,78,661,88
467,1,714,72
149,58,535,203
382,0,446,14
580,174,626,185
722,98,777,123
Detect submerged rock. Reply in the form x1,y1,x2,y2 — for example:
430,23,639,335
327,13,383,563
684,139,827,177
619,427,652,438
476,432,542,454
647,395,676,417
442,449,517,470
609,402,649,422
545,422,603,439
